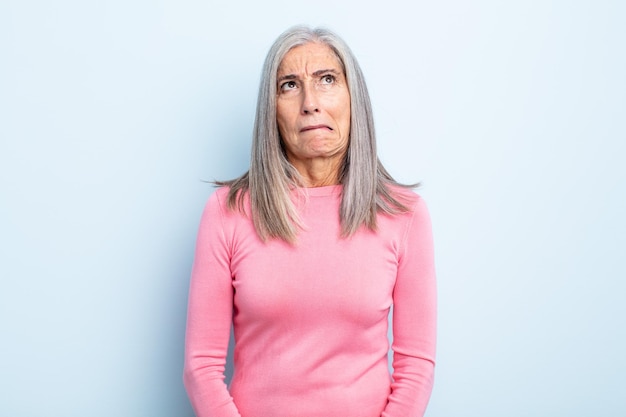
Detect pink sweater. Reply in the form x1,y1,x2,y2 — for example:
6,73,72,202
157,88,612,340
184,185,436,417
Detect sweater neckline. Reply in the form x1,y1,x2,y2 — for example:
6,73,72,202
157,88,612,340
293,184,342,197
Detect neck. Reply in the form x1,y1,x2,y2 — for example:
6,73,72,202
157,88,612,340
289,156,343,187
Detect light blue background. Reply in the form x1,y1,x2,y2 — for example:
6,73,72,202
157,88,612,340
1,1,624,416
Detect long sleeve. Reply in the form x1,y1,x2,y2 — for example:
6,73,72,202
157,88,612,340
382,197,437,417
183,186,436,417
183,192,241,417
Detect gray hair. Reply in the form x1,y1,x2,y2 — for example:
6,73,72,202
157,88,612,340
218,25,415,243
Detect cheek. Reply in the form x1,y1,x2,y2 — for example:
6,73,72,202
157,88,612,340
337,93,351,129
340,103,351,132
276,105,295,134
276,117,286,135
276,115,295,153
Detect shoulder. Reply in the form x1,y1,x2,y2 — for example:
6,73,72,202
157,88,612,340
376,185,431,235
209,186,230,205
385,184,428,213
206,186,248,210
386,187,434,261
202,186,228,215
200,186,236,225
381,186,432,243
203,186,251,227
198,187,254,245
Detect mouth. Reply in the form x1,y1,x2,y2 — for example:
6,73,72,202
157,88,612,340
300,124,333,132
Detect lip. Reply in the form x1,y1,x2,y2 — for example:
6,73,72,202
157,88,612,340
300,124,332,132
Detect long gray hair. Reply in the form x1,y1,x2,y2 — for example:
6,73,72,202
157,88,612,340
218,25,415,243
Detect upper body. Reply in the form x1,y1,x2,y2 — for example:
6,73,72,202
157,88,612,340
184,185,436,417
184,26,437,417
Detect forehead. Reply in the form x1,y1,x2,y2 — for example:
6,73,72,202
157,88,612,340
277,42,344,76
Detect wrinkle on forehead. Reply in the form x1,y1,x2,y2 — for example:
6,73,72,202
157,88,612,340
277,42,345,79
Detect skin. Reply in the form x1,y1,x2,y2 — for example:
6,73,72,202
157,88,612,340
276,42,351,187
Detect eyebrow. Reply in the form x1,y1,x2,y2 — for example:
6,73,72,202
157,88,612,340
277,68,342,83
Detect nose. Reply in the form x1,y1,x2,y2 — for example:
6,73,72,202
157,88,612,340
301,83,320,114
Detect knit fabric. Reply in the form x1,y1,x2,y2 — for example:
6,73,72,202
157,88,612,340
184,185,436,417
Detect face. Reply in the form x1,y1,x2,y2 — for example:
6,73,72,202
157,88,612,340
276,42,351,171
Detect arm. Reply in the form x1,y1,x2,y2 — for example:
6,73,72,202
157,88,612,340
382,197,437,417
183,192,241,417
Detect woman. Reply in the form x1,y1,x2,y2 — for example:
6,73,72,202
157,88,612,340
184,26,436,417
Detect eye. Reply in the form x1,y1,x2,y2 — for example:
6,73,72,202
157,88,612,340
280,80,297,91
321,74,336,84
